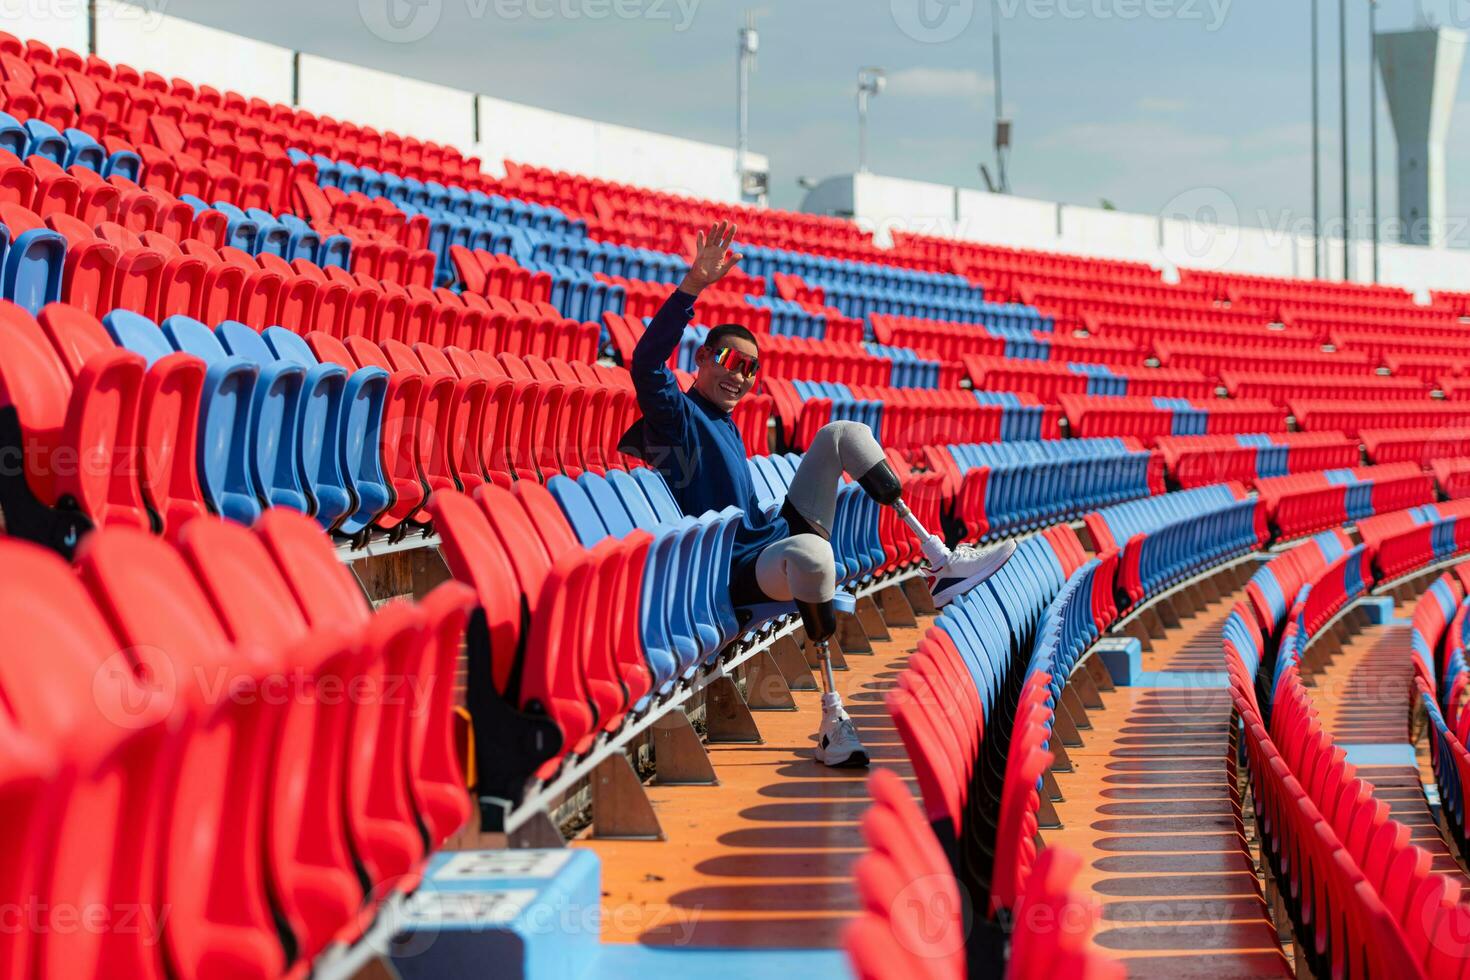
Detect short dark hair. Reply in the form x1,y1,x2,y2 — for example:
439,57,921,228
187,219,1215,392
704,323,759,352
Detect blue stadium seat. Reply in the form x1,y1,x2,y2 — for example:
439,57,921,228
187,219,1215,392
106,310,261,525
260,326,360,531
162,314,304,521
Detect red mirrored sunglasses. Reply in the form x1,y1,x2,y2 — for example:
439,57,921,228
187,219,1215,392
707,346,760,377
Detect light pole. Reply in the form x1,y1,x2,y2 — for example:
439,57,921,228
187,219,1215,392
1369,0,1380,282
1340,0,1352,280
1312,0,1322,277
857,67,886,173
991,0,1011,192
736,12,758,203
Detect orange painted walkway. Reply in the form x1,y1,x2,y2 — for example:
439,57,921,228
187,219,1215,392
575,619,922,948
1308,609,1470,890
1047,587,1293,978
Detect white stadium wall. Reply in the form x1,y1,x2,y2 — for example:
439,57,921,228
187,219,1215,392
819,170,1470,297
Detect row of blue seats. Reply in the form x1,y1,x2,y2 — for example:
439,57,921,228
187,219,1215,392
301,151,583,236
0,202,348,321
1236,434,1295,480
0,111,143,180
546,468,743,701
863,343,945,389
942,439,1155,538
544,458,889,686
105,310,389,535
1066,363,1128,396
1151,397,1211,436
177,196,353,267
749,452,889,589
1086,482,1245,553
970,391,1053,442
817,279,1001,324
1123,491,1262,603
513,256,626,324
745,294,831,339
736,243,975,298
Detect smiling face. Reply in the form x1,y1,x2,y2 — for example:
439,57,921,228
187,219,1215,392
693,333,760,413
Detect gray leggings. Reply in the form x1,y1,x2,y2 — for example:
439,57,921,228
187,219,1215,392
749,421,887,605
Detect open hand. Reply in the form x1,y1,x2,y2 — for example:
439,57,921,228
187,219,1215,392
680,220,743,294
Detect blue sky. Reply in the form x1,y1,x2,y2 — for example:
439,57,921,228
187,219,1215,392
137,0,1470,233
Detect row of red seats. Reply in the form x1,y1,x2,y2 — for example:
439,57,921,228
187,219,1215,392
1059,395,1282,446
1227,532,1470,979
1018,283,1264,331
964,355,1213,401
1293,401,1470,439
1155,432,1359,489
889,230,1162,284
1255,463,1434,540
1364,428,1470,467
1180,266,1411,307
1384,351,1470,381
1433,459,1470,499
0,511,471,978
1083,312,1322,352
1440,378,1470,400
764,379,1056,453
38,210,593,357
1154,340,1372,378
1287,305,1467,336
1222,370,1428,406
1330,327,1470,359
340,344,652,528
1356,499,1470,578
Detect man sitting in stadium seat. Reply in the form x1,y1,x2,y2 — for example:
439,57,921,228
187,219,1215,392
623,221,1015,767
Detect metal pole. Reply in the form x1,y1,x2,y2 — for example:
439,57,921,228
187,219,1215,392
736,13,756,201
1369,0,1379,282
1312,0,1322,278
991,0,1007,192
858,88,868,173
1339,0,1351,281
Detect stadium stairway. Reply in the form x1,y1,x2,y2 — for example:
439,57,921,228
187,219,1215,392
1045,562,1295,978
1309,597,1470,889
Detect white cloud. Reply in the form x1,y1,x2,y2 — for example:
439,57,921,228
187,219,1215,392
886,67,995,100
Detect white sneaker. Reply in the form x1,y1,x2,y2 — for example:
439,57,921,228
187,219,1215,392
815,698,869,768
927,538,1018,608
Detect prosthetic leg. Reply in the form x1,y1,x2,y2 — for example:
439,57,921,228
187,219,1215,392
859,459,1017,609
795,595,869,768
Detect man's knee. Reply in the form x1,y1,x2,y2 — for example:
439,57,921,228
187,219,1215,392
784,534,836,603
784,533,835,578
816,420,872,447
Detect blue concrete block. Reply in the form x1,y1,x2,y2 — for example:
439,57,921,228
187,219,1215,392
1340,743,1418,768
1131,670,1230,689
390,849,601,980
596,946,853,980
1356,596,1410,626
1094,637,1142,685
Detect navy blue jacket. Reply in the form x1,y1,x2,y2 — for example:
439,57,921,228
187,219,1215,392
623,288,787,571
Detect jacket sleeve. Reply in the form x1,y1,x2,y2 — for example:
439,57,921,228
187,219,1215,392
629,288,698,439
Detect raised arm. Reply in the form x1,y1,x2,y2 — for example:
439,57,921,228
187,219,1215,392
629,220,744,432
